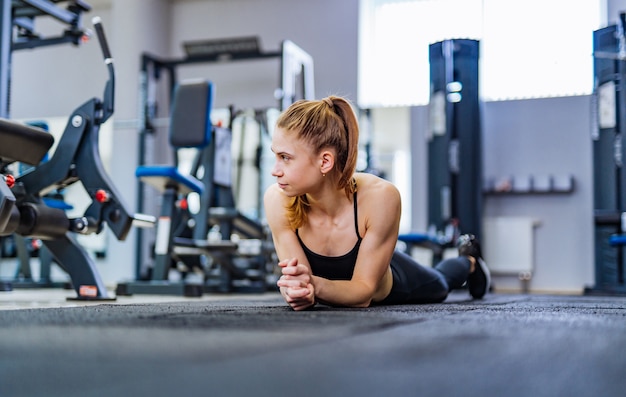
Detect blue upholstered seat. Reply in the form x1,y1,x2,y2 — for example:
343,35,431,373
135,165,204,195
135,80,214,196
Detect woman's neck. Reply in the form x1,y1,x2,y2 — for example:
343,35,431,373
306,188,350,219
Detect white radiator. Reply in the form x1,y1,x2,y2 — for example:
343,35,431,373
483,217,540,279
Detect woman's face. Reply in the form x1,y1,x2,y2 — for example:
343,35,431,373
270,127,322,197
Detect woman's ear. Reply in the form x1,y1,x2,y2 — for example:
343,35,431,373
320,150,335,175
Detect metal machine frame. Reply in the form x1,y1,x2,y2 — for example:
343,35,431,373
0,14,153,299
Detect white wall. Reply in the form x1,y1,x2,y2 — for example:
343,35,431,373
481,96,594,293
166,0,359,109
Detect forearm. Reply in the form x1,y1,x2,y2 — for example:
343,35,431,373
312,276,373,308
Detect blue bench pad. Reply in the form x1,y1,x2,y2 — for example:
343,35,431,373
136,165,204,195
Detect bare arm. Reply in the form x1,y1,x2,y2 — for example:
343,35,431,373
312,179,401,307
264,184,316,310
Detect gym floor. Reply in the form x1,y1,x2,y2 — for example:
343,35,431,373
0,287,624,397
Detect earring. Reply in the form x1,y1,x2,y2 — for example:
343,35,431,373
322,173,326,177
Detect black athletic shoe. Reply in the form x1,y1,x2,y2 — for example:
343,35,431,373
457,234,491,299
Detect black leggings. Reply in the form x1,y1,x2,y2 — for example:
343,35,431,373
377,250,471,305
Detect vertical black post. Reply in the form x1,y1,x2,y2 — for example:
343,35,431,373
617,14,626,286
428,39,481,240
589,23,626,295
152,189,177,280
135,57,150,280
0,0,12,118
453,40,482,240
428,41,452,235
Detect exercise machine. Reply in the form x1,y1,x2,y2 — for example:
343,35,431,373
131,36,314,293
399,39,482,262
0,1,93,291
587,13,626,295
116,80,275,296
231,107,279,221
0,17,153,299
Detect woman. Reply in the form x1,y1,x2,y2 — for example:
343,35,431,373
264,95,490,311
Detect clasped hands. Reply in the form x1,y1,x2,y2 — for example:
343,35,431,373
277,258,315,311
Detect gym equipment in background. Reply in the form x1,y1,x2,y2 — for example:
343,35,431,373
0,0,92,292
133,36,314,290
117,80,274,296
399,39,482,262
0,0,92,117
231,107,279,221
0,17,153,300
587,13,626,295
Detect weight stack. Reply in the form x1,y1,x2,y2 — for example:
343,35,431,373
588,24,626,294
427,39,482,239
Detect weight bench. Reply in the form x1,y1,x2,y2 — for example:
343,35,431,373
397,231,455,264
121,79,273,296
119,80,238,297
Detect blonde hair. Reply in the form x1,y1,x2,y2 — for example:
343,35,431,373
276,95,359,229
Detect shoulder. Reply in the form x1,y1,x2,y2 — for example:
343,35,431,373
354,173,401,217
263,183,290,226
354,173,400,202
264,183,289,212
264,182,283,201
354,173,401,238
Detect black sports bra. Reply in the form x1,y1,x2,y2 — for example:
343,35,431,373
296,191,362,280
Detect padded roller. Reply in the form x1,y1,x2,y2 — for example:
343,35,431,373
16,202,70,239
136,165,205,195
0,118,54,165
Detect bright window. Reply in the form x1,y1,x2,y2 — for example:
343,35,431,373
358,0,603,107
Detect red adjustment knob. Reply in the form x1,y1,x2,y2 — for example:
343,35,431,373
95,189,109,203
178,197,188,210
4,174,15,188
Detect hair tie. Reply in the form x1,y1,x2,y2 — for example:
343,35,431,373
322,97,334,108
